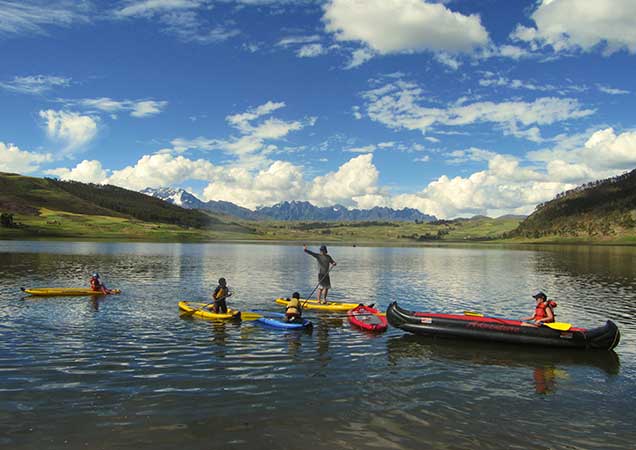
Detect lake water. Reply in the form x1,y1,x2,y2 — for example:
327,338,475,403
1,241,635,450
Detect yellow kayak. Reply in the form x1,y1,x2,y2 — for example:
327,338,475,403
275,298,360,312
21,287,121,296
178,301,241,320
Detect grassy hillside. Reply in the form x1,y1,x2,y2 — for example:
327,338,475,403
0,172,523,243
0,172,254,239
510,169,636,242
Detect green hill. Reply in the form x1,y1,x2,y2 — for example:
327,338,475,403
0,172,254,240
510,169,636,242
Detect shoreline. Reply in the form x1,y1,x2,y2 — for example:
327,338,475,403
2,234,635,248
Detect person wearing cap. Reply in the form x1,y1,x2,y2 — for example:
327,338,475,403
89,272,111,294
521,290,556,326
211,277,232,314
304,244,336,304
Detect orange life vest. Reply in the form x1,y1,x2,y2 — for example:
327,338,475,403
535,300,557,322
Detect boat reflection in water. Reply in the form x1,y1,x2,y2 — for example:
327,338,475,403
386,334,620,395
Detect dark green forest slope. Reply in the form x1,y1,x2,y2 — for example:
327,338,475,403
510,169,636,240
0,173,216,228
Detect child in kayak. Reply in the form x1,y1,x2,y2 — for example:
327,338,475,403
521,290,557,326
89,272,111,295
284,292,303,323
211,277,232,314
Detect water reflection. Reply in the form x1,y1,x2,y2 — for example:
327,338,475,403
387,334,620,395
2,241,636,450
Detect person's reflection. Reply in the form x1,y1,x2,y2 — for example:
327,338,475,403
285,332,302,358
533,366,561,394
316,319,330,367
212,321,228,359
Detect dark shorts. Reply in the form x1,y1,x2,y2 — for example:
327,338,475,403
318,274,331,289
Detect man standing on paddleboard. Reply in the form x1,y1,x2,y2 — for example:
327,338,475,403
303,244,336,304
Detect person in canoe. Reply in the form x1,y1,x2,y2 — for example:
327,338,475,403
89,272,112,295
211,277,232,314
521,290,557,326
304,244,336,304
284,292,303,323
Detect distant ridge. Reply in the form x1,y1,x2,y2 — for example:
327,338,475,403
141,187,265,220
142,190,437,222
256,200,436,222
511,168,636,238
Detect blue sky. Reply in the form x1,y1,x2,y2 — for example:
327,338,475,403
1,0,635,218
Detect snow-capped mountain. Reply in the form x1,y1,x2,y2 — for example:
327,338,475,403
142,190,437,222
141,187,264,220
256,201,436,222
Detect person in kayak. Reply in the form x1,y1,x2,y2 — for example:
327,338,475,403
89,272,111,295
284,292,303,322
304,244,336,304
211,277,232,314
521,291,557,326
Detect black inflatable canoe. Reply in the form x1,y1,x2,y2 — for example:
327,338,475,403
386,302,620,350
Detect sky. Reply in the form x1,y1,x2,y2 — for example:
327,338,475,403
1,0,635,219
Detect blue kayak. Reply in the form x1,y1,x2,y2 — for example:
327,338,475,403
255,312,313,330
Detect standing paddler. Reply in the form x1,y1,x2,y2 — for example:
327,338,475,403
303,244,336,304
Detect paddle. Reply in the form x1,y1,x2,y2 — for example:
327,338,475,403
181,301,215,316
463,311,572,331
302,265,335,308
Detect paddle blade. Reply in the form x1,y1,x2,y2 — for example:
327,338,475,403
544,322,572,331
464,311,484,317
240,312,264,321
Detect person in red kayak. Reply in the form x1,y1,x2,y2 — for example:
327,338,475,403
89,272,111,295
304,244,336,304
284,292,303,323
211,277,232,314
521,290,557,326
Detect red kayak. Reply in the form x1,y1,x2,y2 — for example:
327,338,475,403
348,304,388,332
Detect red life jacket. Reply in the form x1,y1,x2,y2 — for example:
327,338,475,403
535,300,557,322
90,277,101,291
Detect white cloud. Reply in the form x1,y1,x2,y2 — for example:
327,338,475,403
596,84,630,95
203,160,306,208
115,0,202,17
434,53,461,70
0,75,70,95
114,1,240,43
108,153,219,190
277,35,321,47
345,48,376,69
172,101,313,170
392,153,564,218
0,142,52,174
0,1,89,36
297,43,325,58
324,0,489,55
308,154,383,207
70,97,168,118
537,128,636,182
39,110,98,153
511,0,636,55
346,145,376,153
45,159,109,184
362,80,595,141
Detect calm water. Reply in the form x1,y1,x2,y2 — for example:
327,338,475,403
1,241,635,450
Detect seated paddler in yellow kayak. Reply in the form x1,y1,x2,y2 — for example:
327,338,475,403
89,272,114,295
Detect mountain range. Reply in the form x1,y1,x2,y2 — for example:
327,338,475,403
142,188,437,222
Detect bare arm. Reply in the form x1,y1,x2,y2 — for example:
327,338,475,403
535,306,554,324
